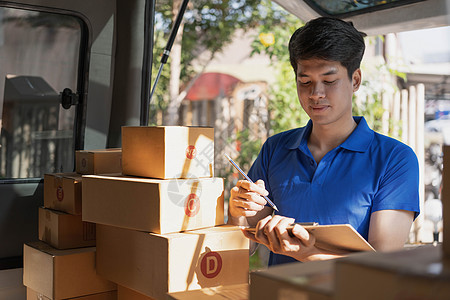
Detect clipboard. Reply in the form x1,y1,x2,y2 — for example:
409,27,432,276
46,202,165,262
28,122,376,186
244,223,375,253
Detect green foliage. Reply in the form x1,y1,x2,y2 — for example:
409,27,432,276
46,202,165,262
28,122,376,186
150,0,268,122
268,62,309,134
153,0,264,83
249,247,267,270
220,128,263,198
354,45,405,134
249,3,308,134
352,90,385,132
234,129,262,171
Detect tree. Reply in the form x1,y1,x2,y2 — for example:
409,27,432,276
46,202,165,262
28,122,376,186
249,2,309,134
151,0,264,125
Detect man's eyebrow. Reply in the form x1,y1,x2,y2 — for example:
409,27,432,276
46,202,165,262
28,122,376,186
297,68,339,77
322,69,338,75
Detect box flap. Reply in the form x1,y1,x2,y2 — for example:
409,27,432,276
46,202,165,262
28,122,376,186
337,245,450,278
45,172,82,181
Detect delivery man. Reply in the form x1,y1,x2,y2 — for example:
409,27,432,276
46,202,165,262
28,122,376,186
227,17,420,265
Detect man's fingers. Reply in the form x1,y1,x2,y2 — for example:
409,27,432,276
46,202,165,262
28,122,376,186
241,228,258,243
253,215,272,246
232,188,267,207
291,224,315,247
274,217,295,242
237,180,269,197
261,215,290,250
232,199,265,211
255,179,265,189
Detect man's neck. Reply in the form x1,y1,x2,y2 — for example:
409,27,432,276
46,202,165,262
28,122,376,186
308,117,357,163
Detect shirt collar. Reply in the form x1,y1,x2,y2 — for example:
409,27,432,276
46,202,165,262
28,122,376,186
340,116,373,152
286,120,312,150
285,116,373,152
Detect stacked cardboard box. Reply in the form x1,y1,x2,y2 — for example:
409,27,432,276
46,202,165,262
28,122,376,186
335,245,450,299
40,149,122,249
24,149,121,299
23,242,117,300
27,289,117,300
249,259,334,300
76,149,122,175
167,283,248,300
83,126,249,300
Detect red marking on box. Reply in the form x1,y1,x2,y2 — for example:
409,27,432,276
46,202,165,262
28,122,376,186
56,186,64,202
200,251,222,279
185,145,197,159
185,193,200,217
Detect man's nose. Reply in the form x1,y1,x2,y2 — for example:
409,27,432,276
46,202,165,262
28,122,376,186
310,83,326,99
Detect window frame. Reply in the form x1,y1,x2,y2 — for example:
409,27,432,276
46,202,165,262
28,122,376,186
303,0,426,18
0,3,91,182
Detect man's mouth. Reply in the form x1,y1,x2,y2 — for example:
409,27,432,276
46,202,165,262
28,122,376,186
310,105,329,111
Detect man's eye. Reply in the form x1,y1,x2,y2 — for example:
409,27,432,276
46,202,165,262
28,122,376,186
299,81,310,85
324,80,337,85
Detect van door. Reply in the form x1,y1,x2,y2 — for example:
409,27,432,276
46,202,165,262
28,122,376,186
0,1,115,272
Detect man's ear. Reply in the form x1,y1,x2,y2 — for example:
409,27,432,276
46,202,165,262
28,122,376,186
352,68,362,92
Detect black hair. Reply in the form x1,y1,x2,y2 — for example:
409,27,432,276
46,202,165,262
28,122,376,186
288,17,366,78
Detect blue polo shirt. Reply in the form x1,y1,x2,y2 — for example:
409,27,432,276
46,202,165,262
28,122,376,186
247,116,420,266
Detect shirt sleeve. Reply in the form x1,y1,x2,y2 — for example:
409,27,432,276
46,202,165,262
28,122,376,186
371,144,420,219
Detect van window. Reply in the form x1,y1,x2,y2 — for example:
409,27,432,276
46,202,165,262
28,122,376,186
0,7,84,179
306,0,422,17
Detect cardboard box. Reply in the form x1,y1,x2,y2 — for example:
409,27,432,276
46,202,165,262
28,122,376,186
443,145,450,258
335,245,450,300
27,288,117,300
44,173,82,215
82,175,224,234
96,224,249,300
118,285,156,300
38,207,96,249
76,148,122,175
23,241,117,300
122,126,214,179
249,260,334,300
167,284,248,300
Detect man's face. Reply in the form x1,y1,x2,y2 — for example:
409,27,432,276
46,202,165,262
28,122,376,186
296,58,361,126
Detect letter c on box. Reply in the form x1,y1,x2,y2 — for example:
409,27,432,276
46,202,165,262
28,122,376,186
184,193,200,217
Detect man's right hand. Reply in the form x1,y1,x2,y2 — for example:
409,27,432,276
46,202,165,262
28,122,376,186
229,179,269,218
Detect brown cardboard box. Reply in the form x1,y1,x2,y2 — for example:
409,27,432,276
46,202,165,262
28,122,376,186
82,175,224,234
23,241,117,300
167,284,248,300
27,288,117,300
44,173,82,215
335,245,450,300
443,145,450,258
122,126,214,179
118,286,156,300
38,207,96,249
76,148,122,175
96,224,249,300
249,260,334,300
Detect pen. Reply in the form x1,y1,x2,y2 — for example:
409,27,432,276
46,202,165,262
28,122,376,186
224,153,279,212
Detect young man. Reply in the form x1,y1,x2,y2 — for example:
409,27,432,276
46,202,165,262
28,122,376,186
228,17,420,265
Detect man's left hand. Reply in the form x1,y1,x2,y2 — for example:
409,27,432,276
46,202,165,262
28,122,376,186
241,215,317,262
